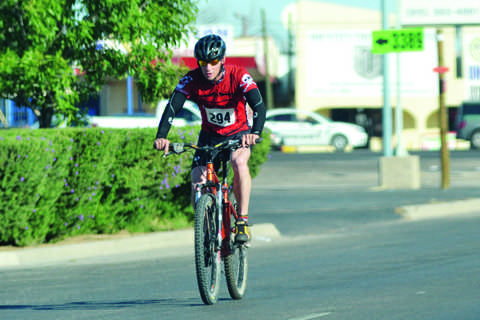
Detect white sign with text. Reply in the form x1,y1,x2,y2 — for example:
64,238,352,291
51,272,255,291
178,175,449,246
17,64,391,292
400,0,480,26
304,29,438,98
463,33,480,100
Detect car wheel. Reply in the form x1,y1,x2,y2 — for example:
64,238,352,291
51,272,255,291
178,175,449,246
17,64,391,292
331,134,348,152
470,130,480,150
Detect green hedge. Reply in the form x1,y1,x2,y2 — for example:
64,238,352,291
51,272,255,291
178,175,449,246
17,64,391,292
0,126,271,246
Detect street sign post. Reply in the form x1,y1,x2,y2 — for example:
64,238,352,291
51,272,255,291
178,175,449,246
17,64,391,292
372,28,424,54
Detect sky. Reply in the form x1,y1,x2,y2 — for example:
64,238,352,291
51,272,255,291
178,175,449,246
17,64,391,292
195,0,387,51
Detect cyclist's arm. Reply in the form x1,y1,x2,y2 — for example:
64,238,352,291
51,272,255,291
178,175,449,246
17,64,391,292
245,88,266,136
155,91,188,139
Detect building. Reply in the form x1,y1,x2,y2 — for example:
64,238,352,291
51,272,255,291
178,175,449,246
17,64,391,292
291,0,480,150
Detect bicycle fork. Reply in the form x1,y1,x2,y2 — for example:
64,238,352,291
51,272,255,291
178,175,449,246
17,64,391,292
201,162,223,251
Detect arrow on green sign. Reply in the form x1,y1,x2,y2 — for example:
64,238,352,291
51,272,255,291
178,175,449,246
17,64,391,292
372,28,424,54
376,38,388,45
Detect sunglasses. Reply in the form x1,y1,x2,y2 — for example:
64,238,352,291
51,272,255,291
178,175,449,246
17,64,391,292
198,59,220,67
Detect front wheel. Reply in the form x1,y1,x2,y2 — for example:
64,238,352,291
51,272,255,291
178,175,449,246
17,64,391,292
224,193,248,299
194,194,221,305
331,134,348,152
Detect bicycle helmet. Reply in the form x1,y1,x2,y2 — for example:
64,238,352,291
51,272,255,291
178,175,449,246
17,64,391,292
194,34,226,61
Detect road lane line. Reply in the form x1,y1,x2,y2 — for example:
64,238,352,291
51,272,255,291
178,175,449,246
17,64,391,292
289,312,331,320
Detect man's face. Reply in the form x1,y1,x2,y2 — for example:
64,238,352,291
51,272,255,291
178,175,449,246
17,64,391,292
198,58,224,81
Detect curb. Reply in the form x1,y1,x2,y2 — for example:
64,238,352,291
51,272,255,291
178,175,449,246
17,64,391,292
0,223,281,268
395,198,480,221
280,145,355,153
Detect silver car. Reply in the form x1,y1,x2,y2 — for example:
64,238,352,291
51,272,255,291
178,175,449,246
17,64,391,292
265,108,368,151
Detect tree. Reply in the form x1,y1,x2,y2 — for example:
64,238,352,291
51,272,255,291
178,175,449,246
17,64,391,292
0,0,197,128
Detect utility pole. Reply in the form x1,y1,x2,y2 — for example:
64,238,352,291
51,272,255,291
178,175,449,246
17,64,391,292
381,0,393,157
235,13,248,36
288,12,294,106
261,9,274,109
436,29,450,189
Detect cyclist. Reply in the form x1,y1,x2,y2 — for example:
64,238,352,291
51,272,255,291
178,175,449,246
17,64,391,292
154,34,266,243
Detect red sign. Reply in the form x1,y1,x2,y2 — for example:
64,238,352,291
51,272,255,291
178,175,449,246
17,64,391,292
433,66,449,73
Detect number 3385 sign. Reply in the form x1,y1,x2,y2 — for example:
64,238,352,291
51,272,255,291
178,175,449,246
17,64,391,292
372,28,424,54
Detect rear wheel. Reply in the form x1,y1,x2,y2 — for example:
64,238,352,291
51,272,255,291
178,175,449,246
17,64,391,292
224,193,248,299
194,194,221,305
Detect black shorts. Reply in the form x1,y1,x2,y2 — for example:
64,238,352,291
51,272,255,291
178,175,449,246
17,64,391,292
191,130,250,171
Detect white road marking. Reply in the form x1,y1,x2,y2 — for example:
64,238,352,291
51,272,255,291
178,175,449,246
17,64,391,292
289,312,332,320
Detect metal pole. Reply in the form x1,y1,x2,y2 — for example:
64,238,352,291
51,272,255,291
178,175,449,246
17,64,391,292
395,0,407,156
6,100,15,126
127,75,134,115
382,0,393,157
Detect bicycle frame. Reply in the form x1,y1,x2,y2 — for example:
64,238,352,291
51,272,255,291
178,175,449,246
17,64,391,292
165,138,260,257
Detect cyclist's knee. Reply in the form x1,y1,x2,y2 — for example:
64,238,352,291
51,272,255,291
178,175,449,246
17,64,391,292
231,149,250,171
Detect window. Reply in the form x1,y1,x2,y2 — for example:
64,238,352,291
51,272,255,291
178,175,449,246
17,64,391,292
462,103,480,115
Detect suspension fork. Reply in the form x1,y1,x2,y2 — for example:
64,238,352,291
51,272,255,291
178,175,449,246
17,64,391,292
204,162,223,250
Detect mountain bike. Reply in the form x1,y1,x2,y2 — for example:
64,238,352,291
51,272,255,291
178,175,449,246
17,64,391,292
167,138,261,305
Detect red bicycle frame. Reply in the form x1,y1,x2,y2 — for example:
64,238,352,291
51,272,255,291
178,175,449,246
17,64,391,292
204,161,238,257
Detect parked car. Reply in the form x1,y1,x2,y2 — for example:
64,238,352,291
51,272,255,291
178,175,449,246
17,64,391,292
89,100,201,129
455,101,480,149
155,99,202,127
265,108,368,151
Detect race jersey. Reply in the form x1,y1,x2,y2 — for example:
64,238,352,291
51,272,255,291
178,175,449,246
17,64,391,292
174,64,258,136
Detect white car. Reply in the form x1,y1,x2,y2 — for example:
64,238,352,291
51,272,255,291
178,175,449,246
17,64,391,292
265,108,368,151
88,100,202,129
156,99,202,127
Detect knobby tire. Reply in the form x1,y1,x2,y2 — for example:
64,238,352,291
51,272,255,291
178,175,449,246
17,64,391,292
224,193,248,299
194,194,221,305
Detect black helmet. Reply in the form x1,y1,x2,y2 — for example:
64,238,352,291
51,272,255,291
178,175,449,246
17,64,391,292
194,34,226,61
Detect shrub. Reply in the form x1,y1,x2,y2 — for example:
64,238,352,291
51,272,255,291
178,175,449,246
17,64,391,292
0,126,271,246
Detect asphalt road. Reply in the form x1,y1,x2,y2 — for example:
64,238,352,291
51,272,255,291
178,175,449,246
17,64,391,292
0,150,479,319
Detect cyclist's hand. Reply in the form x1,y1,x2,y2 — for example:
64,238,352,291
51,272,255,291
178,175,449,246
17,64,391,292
154,138,170,154
242,133,259,147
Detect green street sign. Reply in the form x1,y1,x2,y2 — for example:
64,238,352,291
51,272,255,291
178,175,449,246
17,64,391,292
372,28,424,54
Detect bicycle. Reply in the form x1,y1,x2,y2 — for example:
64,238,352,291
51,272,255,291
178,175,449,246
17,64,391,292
166,138,261,305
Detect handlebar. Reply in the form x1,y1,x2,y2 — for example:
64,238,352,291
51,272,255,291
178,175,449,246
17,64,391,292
167,138,262,155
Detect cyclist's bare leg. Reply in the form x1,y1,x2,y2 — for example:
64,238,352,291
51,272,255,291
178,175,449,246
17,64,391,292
191,166,207,207
231,147,252,218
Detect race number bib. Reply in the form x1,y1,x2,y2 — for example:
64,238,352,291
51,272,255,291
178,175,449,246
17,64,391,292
205,108,236,127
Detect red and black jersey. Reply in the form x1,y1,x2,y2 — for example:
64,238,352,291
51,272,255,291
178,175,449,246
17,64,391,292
174,64,259,136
